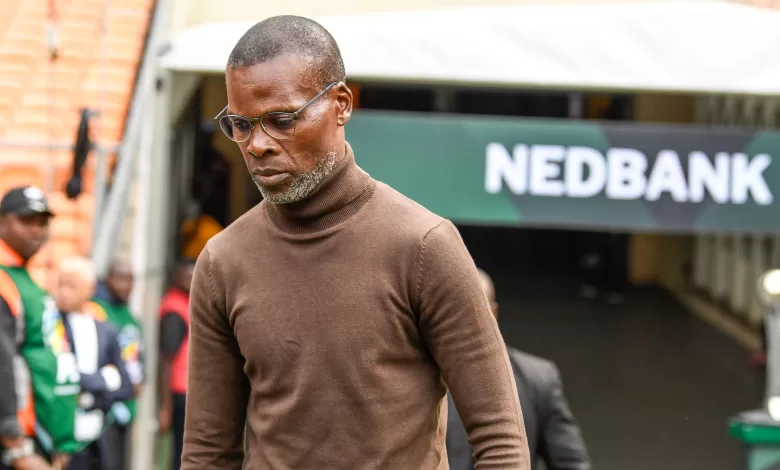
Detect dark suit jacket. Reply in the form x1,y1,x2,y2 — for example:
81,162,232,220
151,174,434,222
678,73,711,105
446,347,590,470
63,313,134,413
64,313,134,470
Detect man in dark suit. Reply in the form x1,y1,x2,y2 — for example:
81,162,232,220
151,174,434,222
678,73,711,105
446,269,591,470
54,257,134,470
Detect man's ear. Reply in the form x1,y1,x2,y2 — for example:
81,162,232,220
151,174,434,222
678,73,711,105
336,82,354,127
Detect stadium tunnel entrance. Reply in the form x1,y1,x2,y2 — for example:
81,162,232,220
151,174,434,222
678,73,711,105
458,224,761,470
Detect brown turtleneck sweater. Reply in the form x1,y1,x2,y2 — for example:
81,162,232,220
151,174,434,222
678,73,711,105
181,144,530,470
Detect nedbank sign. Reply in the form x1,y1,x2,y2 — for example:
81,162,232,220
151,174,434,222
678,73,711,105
347,111,780,233
485,144,772,205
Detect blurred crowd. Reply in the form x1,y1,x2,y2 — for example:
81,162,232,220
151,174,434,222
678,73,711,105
0,185,194,470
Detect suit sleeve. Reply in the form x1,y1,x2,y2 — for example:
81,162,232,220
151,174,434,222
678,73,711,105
80,324,135,409
445,392,476,470
105,324,135,402
159,312,188,357
0,295,20,437
415,220,530,469
0,272,21,438
181,245,249,470
538,364,591,470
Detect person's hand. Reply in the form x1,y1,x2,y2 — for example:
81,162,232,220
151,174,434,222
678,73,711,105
51,453,69,470
158,406,172,432
11,454,51,470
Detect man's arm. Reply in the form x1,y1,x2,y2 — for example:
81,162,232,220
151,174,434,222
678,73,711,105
158,312,187,427
159,314,187,358
537,364,591,470
181,245,249,470
415,220,530,469
81,324,135,409
0,290,22,444
0,287,53,470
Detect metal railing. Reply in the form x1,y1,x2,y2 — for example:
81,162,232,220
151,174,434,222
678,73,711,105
84,1,175,469
90,0,174,277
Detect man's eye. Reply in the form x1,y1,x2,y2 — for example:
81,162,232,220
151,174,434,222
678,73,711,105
266,114,296,130
232,118,252,132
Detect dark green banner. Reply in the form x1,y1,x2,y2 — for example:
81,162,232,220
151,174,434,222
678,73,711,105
347,110,780,233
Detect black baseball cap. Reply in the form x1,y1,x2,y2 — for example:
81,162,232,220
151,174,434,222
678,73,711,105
0,186,54,217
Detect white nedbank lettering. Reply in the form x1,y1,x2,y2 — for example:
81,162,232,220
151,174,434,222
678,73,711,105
484,143,773,205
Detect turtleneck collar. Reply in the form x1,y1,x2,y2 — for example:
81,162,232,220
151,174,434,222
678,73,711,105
265,143,375,236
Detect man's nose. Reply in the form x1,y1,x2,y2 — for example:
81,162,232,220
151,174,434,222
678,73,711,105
246,125,279,158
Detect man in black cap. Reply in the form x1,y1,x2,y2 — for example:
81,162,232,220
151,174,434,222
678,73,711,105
0,186,73,470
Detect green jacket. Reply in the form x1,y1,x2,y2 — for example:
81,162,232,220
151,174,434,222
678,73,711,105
0,264,84,454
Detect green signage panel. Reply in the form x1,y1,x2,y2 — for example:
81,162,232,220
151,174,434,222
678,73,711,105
347,110,780,233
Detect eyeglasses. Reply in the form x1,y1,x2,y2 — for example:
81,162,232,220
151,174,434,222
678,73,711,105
214,82,339,142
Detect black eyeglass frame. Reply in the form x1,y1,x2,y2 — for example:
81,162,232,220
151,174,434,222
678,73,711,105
214,81,340,142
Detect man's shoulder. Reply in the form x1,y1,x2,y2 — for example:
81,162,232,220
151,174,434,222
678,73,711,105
370,181,448,238
203,204,265,256
507,347,560,387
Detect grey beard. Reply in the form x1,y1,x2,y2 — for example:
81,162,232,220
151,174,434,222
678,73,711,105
256,150,338,204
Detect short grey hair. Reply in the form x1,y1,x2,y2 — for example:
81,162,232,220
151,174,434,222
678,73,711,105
227,15,346,88
59,256,97,287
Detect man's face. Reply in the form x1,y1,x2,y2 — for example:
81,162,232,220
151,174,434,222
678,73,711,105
0,213,51,261
55,270,93,313
107,266,134,303
224,53,353,204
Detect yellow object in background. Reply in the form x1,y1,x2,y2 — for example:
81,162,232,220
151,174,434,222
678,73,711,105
181,214,223,260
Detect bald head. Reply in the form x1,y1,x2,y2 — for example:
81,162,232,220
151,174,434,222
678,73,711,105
227,15,346,88
477,268,498,318
60,256,97,286
108,258,132,277
56,256,97,313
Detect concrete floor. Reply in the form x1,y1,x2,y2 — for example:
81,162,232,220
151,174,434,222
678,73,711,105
458,225,763,470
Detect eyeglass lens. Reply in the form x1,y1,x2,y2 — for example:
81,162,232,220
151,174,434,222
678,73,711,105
218,112,298,142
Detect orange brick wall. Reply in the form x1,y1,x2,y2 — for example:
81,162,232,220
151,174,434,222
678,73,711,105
0,0,155,288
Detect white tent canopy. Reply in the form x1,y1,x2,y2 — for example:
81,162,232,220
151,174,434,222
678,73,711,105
159,1,780,96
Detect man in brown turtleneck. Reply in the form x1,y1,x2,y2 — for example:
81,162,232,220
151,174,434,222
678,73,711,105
181,15,530,470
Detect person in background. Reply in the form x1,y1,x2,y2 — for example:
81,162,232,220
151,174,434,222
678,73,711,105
579,231,627,305
84,260,144,470
157,262,194,470
447,269,591,470
0,186,79,470
179,200,223,262
194,121,231,228
54,257,133,470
